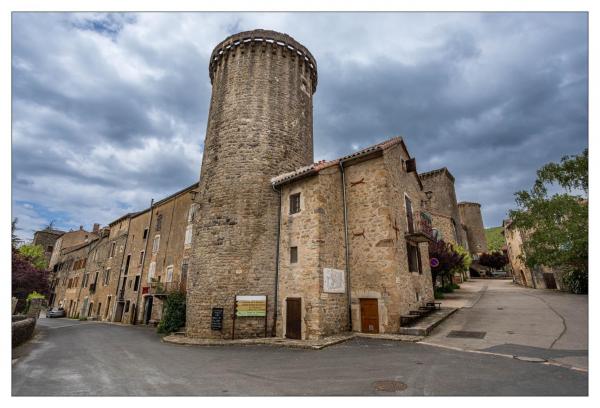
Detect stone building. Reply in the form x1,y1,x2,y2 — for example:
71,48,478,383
419,167,469,248
502,219,562,290
271,137,434,339
32,227,65,264
48,184,198,324
458,202,488,256
419,167,471,282
46,28,489,341
187,30,317,339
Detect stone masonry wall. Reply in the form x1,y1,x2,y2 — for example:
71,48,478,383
420,169,468,247
276,165,347,339
458,202,488,255
188,30,317,339
343,145,433,334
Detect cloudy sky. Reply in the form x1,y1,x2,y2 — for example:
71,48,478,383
12,12,588,240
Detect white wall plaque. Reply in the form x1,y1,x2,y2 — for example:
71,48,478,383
323,268,346,293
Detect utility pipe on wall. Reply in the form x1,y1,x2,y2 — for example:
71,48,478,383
339,160,352,331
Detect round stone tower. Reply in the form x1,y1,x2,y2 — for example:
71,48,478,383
187,30,317,339
458,202,488,255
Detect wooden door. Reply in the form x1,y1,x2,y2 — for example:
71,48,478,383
543,273,557,289
360,298,379,333
286,298,302,339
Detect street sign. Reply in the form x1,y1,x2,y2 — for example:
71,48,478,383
235,295,266,317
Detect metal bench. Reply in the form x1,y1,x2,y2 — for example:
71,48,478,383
426,302,442,310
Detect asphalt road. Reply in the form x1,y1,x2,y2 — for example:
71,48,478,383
12,316,587,396
426,279,589,370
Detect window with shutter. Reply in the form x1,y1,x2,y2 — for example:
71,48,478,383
185,224,193,246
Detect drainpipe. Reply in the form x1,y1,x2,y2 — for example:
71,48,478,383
271,184,282,337
339,160,352,331
135,198,154,324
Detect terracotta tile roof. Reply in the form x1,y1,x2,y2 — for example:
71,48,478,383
272,136,406,186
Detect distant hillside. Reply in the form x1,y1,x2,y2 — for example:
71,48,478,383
485,226,505,252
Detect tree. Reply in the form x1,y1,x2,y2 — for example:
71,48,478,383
509,148,588,293
18,244,48,270
485,227,505,252
479,251,508,271
452,244,472,276
428,239,465,287
12,247,50,302
12,218,22,248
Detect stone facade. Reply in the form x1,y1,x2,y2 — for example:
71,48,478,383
272,138,434,339
187,30,317,339
419,168,468,248
32,228,65,264
44,29,490,341
502,219,563,290
458,202,488,255
48,184,198,325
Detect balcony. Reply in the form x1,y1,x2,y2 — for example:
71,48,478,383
405,211,434,243
147,281,186,297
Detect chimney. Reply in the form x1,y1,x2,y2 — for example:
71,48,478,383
93,223,100,233
79,225,83,231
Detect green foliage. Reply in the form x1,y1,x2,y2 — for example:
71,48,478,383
485,227,505,252
19,244,48,270
440,285,454,293
157,291,186,334
509,149,587,293
26,291,45,301
78,316,87,321
451,244,472,274
479,251,509,270
12,218,22,248
562,269,587,294
434,288,445,299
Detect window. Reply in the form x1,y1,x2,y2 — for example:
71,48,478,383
124,254,131,276
143,228,148,240
105,296,111,318
290,246,298,264
152,235,160,254
110,242,116,258
47,245,53,253
188,203,199,223
181,259,189,283
290,193,301,214
166,265,174,283
104,268,111,285
133,275,140,292
405,195,414,233
185,225,193,246
148,261,156,283
139,250,144,266
156,214,163,231
407,243,422,274
124,300,130,313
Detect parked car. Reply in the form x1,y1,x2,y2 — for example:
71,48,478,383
47,307,66,318
490,270,508,278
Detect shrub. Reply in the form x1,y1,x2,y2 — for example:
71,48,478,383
450,283,460,290
157,291,186,334
441,285,454,293
563,269,588,294
434,288,445,299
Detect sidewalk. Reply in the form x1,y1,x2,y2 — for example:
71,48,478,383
163,331,424,350
437,279,488,309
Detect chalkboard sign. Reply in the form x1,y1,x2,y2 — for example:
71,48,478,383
211,307,224,331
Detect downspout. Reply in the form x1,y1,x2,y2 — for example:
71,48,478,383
135,198,154,324
112,216,132,321
339,160,352,331
271,183,282,337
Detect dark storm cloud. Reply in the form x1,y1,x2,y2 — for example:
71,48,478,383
11,12,587,239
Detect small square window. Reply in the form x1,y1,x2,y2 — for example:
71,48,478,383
290,246,298,264
290,193,301,214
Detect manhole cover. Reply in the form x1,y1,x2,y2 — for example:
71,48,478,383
447,330,486,339
372,380,408,392
514,356,547,363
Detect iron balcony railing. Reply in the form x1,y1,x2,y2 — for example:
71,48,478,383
405,211,434,243
147,281,186,296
